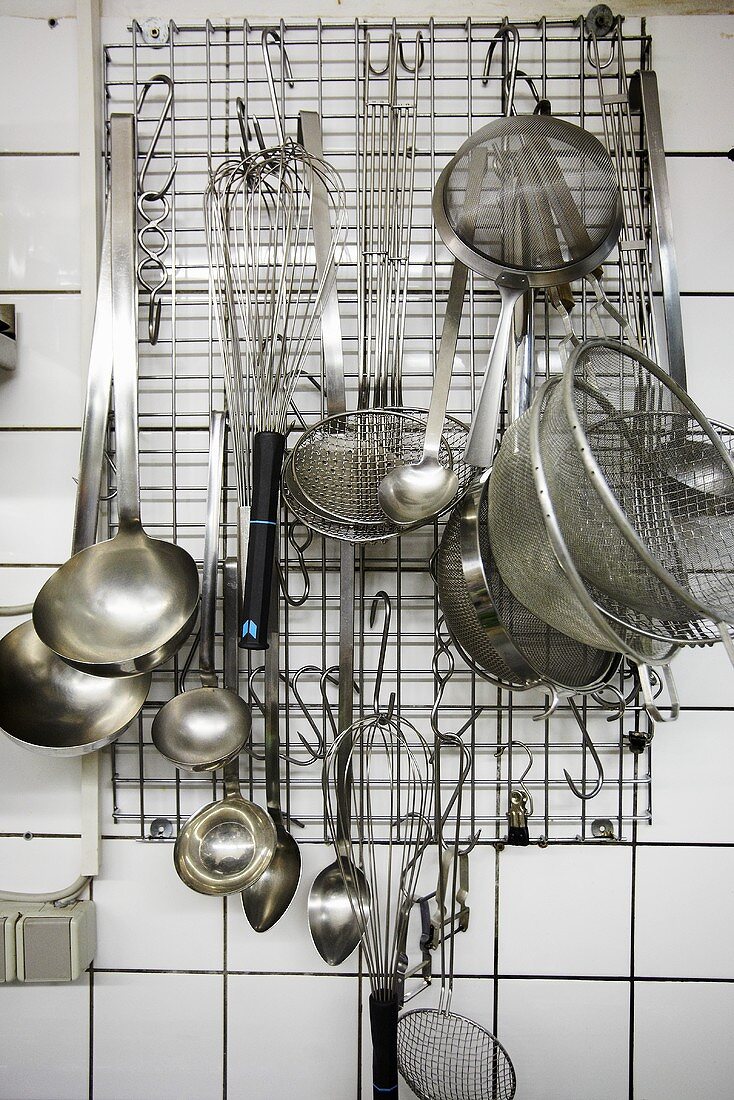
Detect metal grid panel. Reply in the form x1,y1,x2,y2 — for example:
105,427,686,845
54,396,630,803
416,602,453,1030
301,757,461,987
104,16,656,845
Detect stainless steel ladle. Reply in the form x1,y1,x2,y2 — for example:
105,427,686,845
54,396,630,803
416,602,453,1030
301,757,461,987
152,412,251,771
173,559,276,896
0,201,151,754
33,114,199,677
241,572,302,932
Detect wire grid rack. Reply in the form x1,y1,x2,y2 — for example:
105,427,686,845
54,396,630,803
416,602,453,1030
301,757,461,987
103,14,659,847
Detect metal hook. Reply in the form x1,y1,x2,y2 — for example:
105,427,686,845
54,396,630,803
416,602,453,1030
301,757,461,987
365,31,392,78
262,28,294,145
236,97,265,157
73,448,118,502
564,699,604,800
482,21,519,115
437,734,481,856
397,30,424,75
369,591,395,722
495,740,534,817
586,8,619,72
282,664,326,765
277,521,312,607
136,74,177,200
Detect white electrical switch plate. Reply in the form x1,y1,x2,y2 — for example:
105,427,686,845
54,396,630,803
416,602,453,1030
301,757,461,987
0,906,22,982
15,901,96,983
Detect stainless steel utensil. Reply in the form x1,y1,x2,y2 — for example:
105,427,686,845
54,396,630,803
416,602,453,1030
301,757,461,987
433,113,622,467
152,412,251,771
542,339,734,657
33,114,199,677
173,559,276,896
240,572,301,931
300,109,367,967
0,204,151,754
205,34,347,648
378,148,486,527
322,593,433,1100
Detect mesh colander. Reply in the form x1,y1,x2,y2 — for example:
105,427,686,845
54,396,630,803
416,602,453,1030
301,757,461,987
542,339,734,654
433,113,621,467
283,409,476,543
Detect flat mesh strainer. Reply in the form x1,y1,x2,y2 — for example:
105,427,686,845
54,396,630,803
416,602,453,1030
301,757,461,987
542,339,734,646
487,382,679,667
438,115,620,279
283,409,476,543
397,1008,516,1100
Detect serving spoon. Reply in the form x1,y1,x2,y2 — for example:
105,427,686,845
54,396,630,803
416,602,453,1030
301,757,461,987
33,113,199,677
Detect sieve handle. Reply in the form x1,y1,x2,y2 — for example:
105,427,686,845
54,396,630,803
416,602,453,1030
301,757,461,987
638,662,680,724
240,431,285,650
464,280,525,468
369,992,398,1099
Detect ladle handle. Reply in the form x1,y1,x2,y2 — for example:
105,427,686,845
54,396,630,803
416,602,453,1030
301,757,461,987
464,280,525,468
199,412,226,687
240,431,285,650
109,114,141,528
222,558,243,797
72,205,114,556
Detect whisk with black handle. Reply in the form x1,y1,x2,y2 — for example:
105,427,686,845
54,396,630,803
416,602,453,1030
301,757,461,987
205,31,347,647
322,593,434,1099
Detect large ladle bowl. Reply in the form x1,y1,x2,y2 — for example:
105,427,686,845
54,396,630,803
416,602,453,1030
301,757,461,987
0,192,151,753
33,114,199,678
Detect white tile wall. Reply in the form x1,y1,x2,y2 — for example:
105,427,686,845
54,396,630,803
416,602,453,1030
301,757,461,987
0,12,733,1100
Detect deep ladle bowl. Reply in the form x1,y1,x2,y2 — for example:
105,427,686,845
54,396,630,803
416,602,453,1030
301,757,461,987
32,115,199,678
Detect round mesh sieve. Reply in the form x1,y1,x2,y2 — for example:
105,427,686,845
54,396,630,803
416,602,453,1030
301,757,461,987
487,381,679,664
437,115,621,284
397,1008,517,1100
284,409,476,543
543,339,734,634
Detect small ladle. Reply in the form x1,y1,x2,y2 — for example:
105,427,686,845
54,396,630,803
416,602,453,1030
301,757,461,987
0,202,151,754
152,412,251,771
33,114,199,677
173,559,276,896
241,572,301,932
378,148,486,527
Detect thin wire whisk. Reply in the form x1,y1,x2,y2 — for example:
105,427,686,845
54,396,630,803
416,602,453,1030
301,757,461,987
323,592,434,1099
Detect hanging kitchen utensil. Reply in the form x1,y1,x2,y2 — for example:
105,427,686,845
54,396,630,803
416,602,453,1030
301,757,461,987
152,412,251,771
173,558,277,896
433,112,622,468
204,30,347,647
541,339,734,657
33,113,200,677
378,146,486,527
487,377,680,722
241,568,302,931
0,204,151,753
322,593,434,1100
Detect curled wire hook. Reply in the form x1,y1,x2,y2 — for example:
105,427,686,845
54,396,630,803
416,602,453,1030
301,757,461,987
482,20,519,112
277,521,312,607
397,30,425,75
245,663,325,765
586,14,619,72
564,698,605,801
495,740,534,817
73,448,117,503
136,74,177,200
437,733,480,856
262,27,294,145
369,591,395,722
365,31,392,78
236,97,265,157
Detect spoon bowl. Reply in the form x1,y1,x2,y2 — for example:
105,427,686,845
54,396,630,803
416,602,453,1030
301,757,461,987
379,458,459,527
308,855,370,966
241,813,302,933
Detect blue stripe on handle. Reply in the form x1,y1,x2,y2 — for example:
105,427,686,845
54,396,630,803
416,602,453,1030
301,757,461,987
373,1087,398,1094
249,518,276,525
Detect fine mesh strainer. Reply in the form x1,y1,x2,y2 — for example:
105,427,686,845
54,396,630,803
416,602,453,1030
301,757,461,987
487,380,681,720
436,476,620,701
433,113,621,467
283,409,476,543
542,339,734,658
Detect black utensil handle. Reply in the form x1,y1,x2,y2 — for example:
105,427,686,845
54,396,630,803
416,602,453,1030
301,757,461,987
508,824,530,846
240,431,285,650
369,993,398,1099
